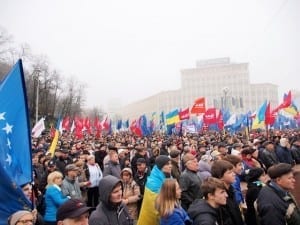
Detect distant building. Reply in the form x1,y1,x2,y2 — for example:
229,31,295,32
119,57,278,120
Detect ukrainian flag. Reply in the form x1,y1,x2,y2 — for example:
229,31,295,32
283,102,298,116
137,165,166,225
166,109,180,125
252,101,267,129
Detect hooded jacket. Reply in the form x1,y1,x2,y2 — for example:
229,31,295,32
188,199,220,225
89,175,133,225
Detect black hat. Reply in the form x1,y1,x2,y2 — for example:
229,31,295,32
169,149,180,158
155,155,170,169
136,158,146,164
268,163,293,179
245,167,264,182
57,199,92,221
48,159,56,167
59,149,69,154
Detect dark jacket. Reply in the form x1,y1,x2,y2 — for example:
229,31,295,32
89,175,133,225
188,199,220,225
257,181,300,225
218,185,244,225
290,145,300,164
276,145,294,164
171,159,181,181
245,181,263,225
179,169,203,211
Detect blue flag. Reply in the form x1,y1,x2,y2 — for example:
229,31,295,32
0,60,33,222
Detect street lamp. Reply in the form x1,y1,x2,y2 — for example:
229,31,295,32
222,87,229,110
32,68,41,124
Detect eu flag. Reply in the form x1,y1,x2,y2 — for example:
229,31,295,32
0,60,33,222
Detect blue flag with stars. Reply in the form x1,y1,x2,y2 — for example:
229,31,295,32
0,60,33,222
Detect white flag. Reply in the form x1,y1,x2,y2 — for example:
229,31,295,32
32,117,45,138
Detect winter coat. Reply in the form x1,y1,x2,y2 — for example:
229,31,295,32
244,181,263,225
179,169,203,211
160,207,192,225
103,160,121,178
122,168,141,220
257,181,300,225
197,160,211,182
43,185,69,222
89,175,133,225
218,185,244,225
188,199,220,225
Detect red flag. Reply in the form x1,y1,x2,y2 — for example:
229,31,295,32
62,116,70,131
94,117,102,138
203,108,217,125
74,116,84,139
265,102,276,125
217,110,224,130
191,97,206,114
84,117,92,134
273,90,292,113
179,107,190,120
130,120,142,137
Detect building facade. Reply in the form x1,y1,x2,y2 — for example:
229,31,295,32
119,57,278,120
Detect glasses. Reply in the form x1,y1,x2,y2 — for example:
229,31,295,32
17,219,34,225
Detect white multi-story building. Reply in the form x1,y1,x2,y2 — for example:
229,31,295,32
118,57,278,120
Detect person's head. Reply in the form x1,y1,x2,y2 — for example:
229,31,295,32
201,177,228,208
245,167,268,183
109,151,119,163
47,171,63,187
155,179,181,217
136,158,147,172
8,210,33,225
218,143,228,155
120,168,133,183
268,163,295,191
279,138,289,148
211,160,235,187
182,153,198,172
21,183,32,201
65,164,79,179
56,199,92,225
223,155,243,175
86,155,96,165
264,141,274,151
155,155,172,175
169,149,181,162
98,175,123,206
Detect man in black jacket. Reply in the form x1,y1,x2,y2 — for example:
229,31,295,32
257,163,300,225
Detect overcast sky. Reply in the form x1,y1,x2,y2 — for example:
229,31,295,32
1,0,299,110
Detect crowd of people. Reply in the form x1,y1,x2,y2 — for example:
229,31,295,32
7,128,300,225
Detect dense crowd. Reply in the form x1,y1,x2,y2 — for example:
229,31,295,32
7,129,300,225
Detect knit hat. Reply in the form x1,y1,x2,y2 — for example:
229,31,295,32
268,163,293,179
8,211,32,225
245,167,264,182
57,199,92,221
155,155,170,169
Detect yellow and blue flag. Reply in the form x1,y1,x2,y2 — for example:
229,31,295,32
137,165,167,225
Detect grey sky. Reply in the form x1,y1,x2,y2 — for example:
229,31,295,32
0,0,299,110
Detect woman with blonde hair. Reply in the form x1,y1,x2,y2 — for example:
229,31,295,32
155,178,191,225
43,171,69,225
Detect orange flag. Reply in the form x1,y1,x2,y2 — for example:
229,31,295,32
191,97,206,114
